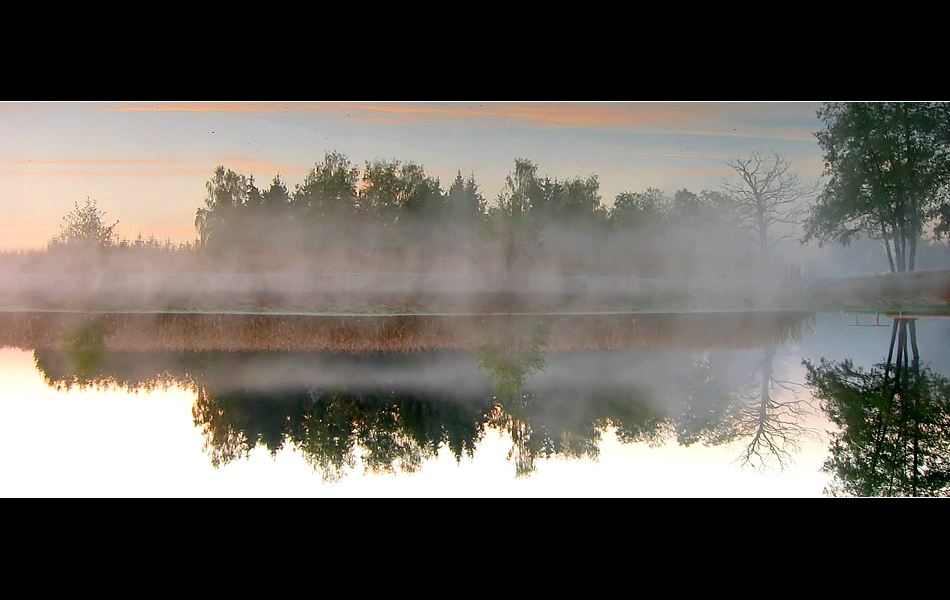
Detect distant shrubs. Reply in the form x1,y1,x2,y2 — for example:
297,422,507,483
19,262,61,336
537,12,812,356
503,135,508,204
49,197,118,249
47,198,198,255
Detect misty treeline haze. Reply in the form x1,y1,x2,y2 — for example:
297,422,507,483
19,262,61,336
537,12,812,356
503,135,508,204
5,102,950,288
35,153,786,279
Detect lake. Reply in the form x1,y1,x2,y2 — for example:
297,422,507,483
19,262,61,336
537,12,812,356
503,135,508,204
1,311,947,497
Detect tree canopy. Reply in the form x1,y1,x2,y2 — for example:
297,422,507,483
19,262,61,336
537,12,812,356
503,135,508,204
805,102,950,272
292,151,360,221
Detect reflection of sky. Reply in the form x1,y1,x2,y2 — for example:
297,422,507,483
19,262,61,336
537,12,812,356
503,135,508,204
0,102,825,250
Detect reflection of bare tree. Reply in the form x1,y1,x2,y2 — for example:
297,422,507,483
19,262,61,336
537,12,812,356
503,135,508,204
726,345,817,472
672,344,817,472
806,319,950,497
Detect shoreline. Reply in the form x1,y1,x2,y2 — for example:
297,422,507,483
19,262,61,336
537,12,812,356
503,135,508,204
0,270,947,315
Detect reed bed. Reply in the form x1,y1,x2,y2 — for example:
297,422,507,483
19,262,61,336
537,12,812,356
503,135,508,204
0,311,813,353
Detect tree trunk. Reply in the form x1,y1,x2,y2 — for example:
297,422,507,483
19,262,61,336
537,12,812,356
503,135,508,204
909,234,917,272
882,231,897,274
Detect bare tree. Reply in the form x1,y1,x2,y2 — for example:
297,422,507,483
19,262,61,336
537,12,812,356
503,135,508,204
722,151,817,257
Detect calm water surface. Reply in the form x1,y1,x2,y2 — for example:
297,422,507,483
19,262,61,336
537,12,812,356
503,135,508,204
1,312,947,497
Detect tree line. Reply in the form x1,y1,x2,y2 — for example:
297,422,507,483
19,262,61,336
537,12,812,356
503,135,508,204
45,102,950,277
186,150,809,277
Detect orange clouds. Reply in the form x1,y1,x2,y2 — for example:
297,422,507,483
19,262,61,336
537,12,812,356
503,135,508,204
213,157,312,178
100,102,818,141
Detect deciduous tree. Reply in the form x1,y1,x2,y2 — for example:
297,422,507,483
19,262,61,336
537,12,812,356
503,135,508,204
195,165,255,247
804,102,950,272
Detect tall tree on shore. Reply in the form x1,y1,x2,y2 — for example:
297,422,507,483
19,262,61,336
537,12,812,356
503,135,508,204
804,102,950,273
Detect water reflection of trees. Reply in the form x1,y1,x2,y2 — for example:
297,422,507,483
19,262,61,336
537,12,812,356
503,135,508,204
25,312,822,480
472,316,708,477
476,317,549,477
46,324,950,491
192,387,493,482
805,319,950,497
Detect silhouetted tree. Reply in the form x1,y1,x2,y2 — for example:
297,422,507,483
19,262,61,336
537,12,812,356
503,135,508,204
805,102,950,273
722,151,816,257
490,159,543,270
445,171,486,222
559,175,605,220
245,175,264,210
610,187,669,229
671,189,735,229
443,170,488,257
530,174,605,225
257,175,292,222
359,158,443,225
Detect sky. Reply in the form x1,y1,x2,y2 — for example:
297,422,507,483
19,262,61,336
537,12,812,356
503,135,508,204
0,101,827,251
